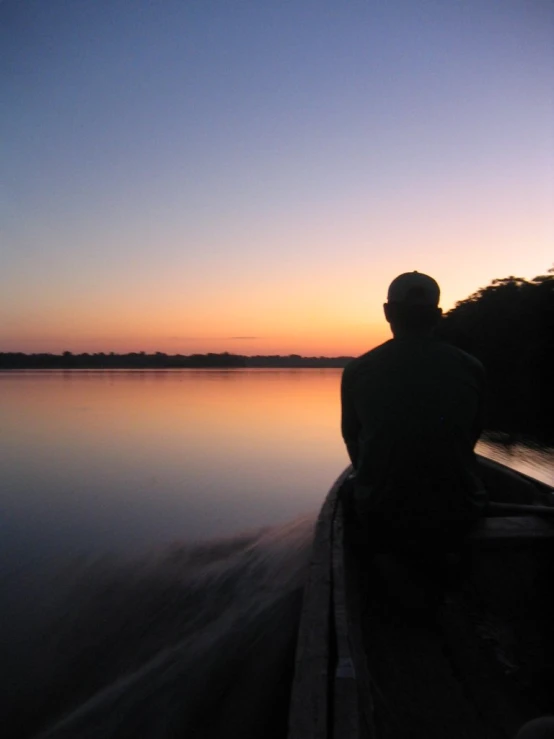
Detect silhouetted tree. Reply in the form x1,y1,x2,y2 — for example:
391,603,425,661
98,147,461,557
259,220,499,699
438,268,554,440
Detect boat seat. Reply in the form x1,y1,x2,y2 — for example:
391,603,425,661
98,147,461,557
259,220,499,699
469,516,554,550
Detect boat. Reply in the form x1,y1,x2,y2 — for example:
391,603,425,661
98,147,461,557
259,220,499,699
288,455,554,739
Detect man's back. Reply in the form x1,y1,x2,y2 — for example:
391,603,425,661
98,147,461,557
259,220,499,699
341,336,486,518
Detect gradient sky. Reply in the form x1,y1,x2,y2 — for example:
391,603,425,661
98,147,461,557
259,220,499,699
2,0,553,355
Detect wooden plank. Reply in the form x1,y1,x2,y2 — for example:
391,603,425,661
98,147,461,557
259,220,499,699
359,563,495,739
288,460,554,739
486,502,554,517
287,468,351,739
436,595,544,736
470,517,554,550
331,496,360,738
341,504,377,739
476,455,554,504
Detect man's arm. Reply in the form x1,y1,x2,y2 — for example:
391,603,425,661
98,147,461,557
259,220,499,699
470,360,486,448
341,364,361,469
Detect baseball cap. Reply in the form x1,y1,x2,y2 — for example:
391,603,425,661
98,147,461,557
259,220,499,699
387,271,440,306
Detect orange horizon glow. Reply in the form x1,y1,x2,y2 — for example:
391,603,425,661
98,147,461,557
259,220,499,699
4,2,553,359
3,259,551,356
0,319,390,357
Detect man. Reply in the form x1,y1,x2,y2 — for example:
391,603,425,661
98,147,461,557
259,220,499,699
341,271,487,549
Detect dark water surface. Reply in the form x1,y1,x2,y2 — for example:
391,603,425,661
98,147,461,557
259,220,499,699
1,370,345,558
2,370,552,558
1,370,552,738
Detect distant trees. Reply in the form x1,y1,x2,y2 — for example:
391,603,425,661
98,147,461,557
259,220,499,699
0,352,348,370
1,268,552,439
438,269,554,440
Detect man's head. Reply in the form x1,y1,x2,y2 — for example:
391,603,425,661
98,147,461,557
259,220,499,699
384,271,442,336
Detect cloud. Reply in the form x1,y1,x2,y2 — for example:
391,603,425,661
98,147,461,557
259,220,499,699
168,336,212,341
229,336,260,340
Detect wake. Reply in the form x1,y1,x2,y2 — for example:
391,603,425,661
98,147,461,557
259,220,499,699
1,517,315,739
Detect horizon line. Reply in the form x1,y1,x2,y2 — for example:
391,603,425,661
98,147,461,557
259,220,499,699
0,350,356,359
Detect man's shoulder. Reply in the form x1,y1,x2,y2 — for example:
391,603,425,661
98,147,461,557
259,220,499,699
344,339,485,380
436,341,485,376
343,341,394,378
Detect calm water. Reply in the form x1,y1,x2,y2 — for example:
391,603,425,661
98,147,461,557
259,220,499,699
1,369,553,738
2,369,553,559
2,369,346,559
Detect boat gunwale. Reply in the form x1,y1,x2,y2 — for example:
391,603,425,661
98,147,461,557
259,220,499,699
287,458,554,739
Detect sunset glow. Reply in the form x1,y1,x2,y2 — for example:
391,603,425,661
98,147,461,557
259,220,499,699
2,0,553,356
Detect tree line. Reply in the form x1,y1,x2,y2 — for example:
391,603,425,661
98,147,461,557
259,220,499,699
437,269,554,441
2,268,552,438
0,351,350,370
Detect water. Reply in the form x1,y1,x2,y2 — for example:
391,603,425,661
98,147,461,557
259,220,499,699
2,370,552,559
477,436,554,487
1,370,346,559
4,519,312,739
1,370,552,737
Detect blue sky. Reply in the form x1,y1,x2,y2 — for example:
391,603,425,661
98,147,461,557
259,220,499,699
2,0,553,353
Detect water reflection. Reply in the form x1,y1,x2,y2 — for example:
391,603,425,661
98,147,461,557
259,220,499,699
1,370,552,558
0,370,347,556
1,370,553,738
477,436,554,487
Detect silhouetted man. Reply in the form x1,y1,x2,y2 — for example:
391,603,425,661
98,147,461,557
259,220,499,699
341,272,487,548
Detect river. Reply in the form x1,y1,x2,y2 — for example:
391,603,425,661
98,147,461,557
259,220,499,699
1,369,552,737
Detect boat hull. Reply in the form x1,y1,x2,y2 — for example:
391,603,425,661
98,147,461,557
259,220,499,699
288,456,554,739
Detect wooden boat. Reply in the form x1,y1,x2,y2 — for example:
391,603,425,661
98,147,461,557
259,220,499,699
288,455,554,739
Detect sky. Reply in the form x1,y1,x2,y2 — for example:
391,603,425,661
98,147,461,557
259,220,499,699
2,0,553,356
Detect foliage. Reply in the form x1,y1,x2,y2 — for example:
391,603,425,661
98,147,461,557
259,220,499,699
2,268,552,437
0,352,350,370
437,269,554,440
